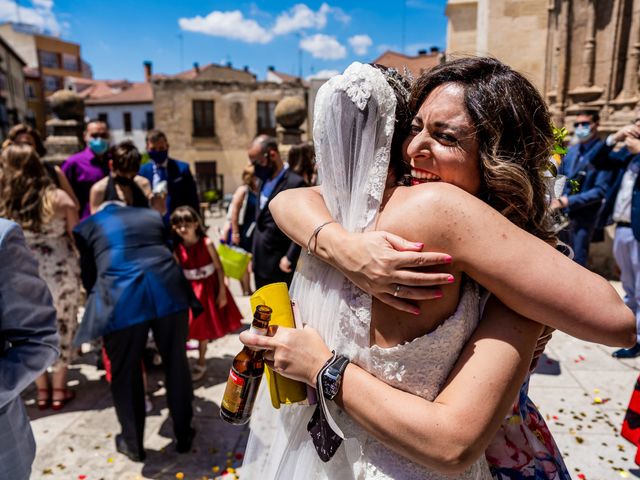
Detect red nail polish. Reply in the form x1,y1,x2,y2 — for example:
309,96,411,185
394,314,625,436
447,275,455,283
444,255,453,264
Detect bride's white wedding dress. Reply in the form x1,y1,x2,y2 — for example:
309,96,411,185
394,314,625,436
241,62,492,479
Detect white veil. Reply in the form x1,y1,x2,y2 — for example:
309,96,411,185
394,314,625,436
241,62,397,479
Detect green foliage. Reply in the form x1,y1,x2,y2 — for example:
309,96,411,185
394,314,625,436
552,125,569,156
568,179,580,194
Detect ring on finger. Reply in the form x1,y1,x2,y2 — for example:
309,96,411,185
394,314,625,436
393,284,401,297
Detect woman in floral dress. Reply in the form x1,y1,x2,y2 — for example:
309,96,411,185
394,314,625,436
0,144,81,410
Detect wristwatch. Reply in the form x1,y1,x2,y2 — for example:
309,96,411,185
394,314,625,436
320,355,350,400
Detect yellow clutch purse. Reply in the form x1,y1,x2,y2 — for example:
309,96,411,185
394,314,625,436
250,282,308,409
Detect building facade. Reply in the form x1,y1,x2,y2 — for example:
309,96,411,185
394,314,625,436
0,22,89,135
153,63,307,194
0,34,26,143
445,0,640,133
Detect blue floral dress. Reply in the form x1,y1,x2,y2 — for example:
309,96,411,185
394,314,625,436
486,378,571,479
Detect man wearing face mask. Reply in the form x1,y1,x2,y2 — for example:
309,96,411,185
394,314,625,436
248,135,306,288
138,130,199,222
551,110,615,266
62,119,111,219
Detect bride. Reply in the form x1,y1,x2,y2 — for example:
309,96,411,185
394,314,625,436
240,60,632,478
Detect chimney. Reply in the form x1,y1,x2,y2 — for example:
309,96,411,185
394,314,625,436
430,46,439,53
194,62,200,74
226,61,232,68
417,49,428,56
143,61,152,82
243,66,250,72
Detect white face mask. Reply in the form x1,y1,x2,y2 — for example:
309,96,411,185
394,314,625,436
575,125,592,142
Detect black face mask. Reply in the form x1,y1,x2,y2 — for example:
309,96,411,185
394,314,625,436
254,162,274,181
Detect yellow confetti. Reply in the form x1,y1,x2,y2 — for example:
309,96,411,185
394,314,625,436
107,457,114,463
226,451,233,457
226,459,233,467
594,388,600,394
176,473,185,479
620,470,630,478
594,397,602,404
212,466,220,473
227,468,236,473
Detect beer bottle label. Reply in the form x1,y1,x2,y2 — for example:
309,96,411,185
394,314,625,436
221,368,245,414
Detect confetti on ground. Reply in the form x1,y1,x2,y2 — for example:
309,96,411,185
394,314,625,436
78,476,86,480
594,389,600,394
107,457,114,463
42,469,53,475
212,466,220,473
577,474,586,480
176,473,184,479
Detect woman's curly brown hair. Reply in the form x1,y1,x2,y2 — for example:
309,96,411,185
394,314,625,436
410,56,556,243
0,144,55,232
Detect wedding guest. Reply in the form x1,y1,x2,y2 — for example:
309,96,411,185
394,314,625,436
0,144,80,411
551,110,614,266
3,123,79,209
73,145,201,460
62,119,111,219
225,165,257,294
0,219,58,480
287,143,316,186
248,135,306,288
138,129,199,221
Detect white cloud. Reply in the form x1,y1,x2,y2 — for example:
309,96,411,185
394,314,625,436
300,34,346,60
307,69,339,80
348,34,372,56
178,10,273,44
272,3,331,35
180,3,350,43
0,0,61,35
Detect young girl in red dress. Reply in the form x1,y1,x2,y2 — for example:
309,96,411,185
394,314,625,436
170,206,243,381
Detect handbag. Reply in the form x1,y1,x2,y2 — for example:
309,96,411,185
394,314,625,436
250,282,308,408
217,243,251,280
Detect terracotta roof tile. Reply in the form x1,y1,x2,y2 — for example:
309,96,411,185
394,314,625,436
85,82,153,105
371,50,441,79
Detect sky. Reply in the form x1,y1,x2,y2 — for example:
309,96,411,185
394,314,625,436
0,0,448,81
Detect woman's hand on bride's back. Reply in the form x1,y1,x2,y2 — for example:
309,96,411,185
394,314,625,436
329,230,453,315
239,325,333,387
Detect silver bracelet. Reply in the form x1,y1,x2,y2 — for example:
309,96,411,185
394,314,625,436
306,221,335,256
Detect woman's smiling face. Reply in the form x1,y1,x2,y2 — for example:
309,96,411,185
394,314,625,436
406,82,482,195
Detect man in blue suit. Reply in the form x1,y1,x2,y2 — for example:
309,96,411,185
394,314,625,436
552,111,615,266
0,219,58,479
138,129,200,222
593,115,640,357
73,144,201,461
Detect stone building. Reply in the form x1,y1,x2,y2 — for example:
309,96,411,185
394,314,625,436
66,63,155,150
152,63,307,194
445,0,640,133
0,34,26,143
0,22,90,135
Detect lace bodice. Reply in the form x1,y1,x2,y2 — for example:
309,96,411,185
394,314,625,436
326,281,493,480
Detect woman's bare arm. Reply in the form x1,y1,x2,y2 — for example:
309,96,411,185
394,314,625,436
241,296,541,473
229,186,247,245
271,183,634,346
270,186,455,312
54,165,79,210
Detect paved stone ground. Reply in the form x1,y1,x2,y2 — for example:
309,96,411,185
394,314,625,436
25,212,640,479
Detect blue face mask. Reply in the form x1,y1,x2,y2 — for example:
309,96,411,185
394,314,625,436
575,125,592,142
88,137,109,155
148,150,168,164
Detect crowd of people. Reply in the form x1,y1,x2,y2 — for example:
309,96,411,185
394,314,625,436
0,113,317,475
1,55,640,479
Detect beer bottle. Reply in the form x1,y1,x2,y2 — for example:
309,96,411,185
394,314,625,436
220,304,272,425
